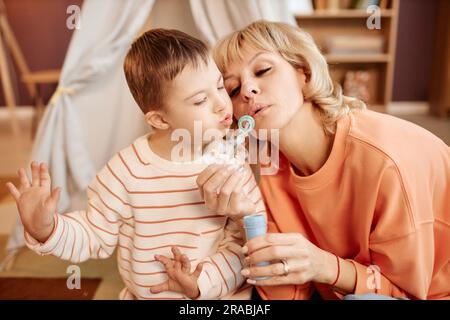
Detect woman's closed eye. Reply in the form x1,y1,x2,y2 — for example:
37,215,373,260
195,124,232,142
255,67,271,76
228,86,241,98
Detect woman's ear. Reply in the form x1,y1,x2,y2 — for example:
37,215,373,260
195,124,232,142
296,67,310,84
144,109,171,130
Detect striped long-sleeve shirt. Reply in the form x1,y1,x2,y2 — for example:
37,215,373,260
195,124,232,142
25,133,266,300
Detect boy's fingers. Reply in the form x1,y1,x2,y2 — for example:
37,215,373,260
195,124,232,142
18,168,30,189
6,182,20,201
172,246,182,261
45,187,61,209
174,260,182,272
155,254,174,269
181,254,190,273
149,281,170,294
30,162,40,187
192,262,204,278
39,163,51,188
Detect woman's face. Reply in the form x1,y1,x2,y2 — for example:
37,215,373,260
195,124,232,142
222,45,308,132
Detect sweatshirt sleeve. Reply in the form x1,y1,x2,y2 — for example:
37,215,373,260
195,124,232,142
346,164,438,300
24,160,126,263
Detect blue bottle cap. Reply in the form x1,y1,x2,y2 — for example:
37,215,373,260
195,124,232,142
243,214,266,229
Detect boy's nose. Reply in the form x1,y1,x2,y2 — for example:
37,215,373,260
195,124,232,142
213,97,227,113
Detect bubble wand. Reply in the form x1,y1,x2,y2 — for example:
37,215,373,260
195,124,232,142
234,115,255,147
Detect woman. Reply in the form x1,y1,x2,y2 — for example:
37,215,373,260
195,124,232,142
196,21,449,300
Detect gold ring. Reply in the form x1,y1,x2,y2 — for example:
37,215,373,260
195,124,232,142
281,259,290,276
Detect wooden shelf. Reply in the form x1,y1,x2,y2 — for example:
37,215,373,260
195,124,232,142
295,0,400,110
296,9,393,19
325,53,390,63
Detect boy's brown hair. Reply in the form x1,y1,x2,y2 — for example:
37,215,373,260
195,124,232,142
124,29,209,114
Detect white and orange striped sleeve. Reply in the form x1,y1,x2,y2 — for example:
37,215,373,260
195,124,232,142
195,164,266,300
196,217,246,300
24,158,126,263
242,163,267,218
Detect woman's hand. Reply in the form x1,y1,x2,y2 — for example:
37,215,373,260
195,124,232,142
196,164,257,219
240,233,337,286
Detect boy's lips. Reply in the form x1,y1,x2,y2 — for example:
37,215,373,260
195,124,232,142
220,113,233,126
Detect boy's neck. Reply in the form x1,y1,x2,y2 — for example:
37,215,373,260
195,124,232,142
148,130,206,162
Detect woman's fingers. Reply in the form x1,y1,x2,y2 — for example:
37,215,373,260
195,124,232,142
245,245,303,265
244,233,303,254
203,165,238,213
196,164,222,198
216,167,244,214
203,165,235,196
18,168,30,189
39,163,51,189
246,275,294,286
241,261,288,278
5,182,20,201
30,162,40,187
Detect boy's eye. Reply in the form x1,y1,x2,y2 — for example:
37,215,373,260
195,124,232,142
228,86,240,98
255,67,271,76
194,98,207,106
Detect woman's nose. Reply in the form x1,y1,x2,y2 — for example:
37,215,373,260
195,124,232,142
242,84,260,101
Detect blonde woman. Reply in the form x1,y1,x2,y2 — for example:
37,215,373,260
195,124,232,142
196,21,450,300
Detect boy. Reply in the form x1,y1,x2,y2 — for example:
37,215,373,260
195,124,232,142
6,29,265,300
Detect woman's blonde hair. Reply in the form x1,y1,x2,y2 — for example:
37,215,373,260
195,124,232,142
213,20,366,135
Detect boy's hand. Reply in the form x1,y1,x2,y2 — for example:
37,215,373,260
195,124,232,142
6,161,60,243
150,246,204,299
197,164,257,219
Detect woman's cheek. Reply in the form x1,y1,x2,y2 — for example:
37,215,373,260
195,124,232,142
233,103,246,119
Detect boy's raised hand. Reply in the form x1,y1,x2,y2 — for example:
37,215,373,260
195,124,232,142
6,161,60,243
150,246,204,299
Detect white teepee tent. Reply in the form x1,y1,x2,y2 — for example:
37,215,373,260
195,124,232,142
1,0,295,270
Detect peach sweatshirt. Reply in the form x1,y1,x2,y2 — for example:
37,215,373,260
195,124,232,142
257,109,449,300
25,134,265,300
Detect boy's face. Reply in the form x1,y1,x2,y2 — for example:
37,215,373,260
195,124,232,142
162,57,233,145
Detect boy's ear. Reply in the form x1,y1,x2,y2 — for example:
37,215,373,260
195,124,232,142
144,109,171,130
